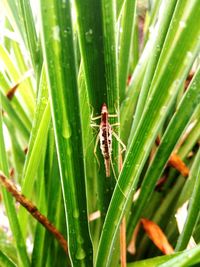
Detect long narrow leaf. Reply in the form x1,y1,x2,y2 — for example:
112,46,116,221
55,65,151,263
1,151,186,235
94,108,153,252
175,148,200,251
118,0,136,101
129,0,177,136
18,68,50,236
39,1,93,265
0,250,16,267
158,244,200,267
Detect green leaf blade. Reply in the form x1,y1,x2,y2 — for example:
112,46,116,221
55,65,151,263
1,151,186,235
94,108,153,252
39,1,93,265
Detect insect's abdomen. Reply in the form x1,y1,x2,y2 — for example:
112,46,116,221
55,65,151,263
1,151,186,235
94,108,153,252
100,124,112,177
100,125,112,156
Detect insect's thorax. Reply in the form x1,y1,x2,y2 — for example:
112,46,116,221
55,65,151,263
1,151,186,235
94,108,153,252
101,112,108,124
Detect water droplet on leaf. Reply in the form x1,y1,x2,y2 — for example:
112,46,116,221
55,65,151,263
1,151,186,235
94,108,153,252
85,29,93,43
76,247,86,260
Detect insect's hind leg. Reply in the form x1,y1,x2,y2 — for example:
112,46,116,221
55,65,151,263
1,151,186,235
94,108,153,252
112,131,126,154
110,157,127,199
93,133,100,168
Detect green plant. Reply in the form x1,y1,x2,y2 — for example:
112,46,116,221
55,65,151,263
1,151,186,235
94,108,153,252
0,0,200,266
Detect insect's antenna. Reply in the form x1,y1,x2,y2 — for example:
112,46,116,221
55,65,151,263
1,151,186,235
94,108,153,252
110,158,126,199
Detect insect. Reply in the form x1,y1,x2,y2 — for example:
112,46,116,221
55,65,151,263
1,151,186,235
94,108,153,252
91,103,126,178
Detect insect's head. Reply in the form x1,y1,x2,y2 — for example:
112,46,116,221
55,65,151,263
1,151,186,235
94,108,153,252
101,103,108,114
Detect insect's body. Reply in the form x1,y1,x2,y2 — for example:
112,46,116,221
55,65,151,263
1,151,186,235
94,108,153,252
100,104,112,177
91,103,126,179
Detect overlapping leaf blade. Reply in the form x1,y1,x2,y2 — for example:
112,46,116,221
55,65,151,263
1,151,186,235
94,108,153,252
96,1,200,266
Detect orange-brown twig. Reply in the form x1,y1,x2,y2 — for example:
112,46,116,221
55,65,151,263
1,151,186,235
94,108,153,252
120,217,126,267
119,154,126,267
127,222,141,255
0,172,68,254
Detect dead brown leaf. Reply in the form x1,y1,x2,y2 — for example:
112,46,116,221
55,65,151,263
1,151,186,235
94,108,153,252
168,153,189,177
6,83,19,100
141,218,174,255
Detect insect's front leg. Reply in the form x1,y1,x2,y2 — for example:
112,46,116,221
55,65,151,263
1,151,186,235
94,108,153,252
90,110,101,128
90,107,102,121
91,115,102,121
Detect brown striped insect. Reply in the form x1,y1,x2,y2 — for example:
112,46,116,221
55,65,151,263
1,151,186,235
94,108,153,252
91,103,126,178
